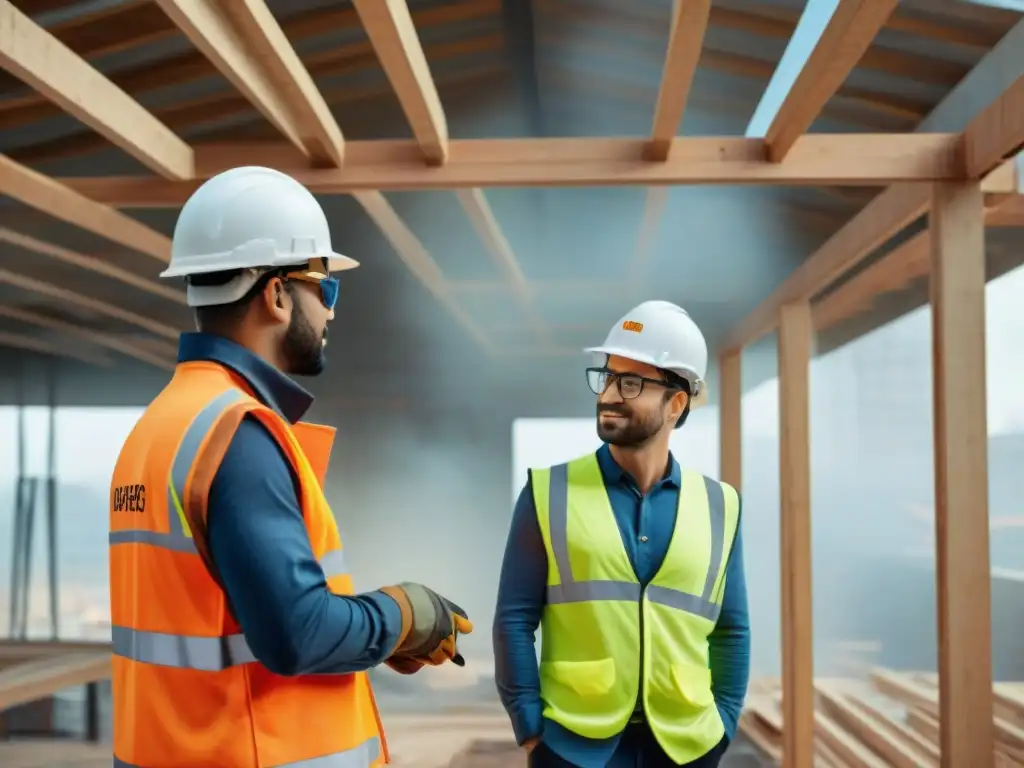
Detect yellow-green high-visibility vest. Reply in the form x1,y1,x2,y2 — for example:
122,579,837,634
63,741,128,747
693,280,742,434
531,453,740,765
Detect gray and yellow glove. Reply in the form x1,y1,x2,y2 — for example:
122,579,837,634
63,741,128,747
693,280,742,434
381,582,473,673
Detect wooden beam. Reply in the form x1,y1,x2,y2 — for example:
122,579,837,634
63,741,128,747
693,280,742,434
0,227,186,305
0,154,171,261
777,300,814,768
351,191,491,350
55,134,965,207
351,0,448,165
0,268,180,343
963,72,1024,178
153,0,312,159
0,330,110,367
765,0,899,162
718,350,742,489
0,305,175,370
0,0,193,179
454,188,549,346
645,0,712,161
217,0,345,166
0,653,110,711
630,187,668,281
929,181,995,767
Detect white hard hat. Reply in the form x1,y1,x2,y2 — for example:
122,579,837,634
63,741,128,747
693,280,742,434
161,166,358,307
585,300,708,401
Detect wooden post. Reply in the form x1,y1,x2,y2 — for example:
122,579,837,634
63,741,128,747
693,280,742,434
718,350,742,489
929,181,994,768
778,301,814,768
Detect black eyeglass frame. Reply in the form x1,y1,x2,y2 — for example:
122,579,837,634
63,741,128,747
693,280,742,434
585,367,685,400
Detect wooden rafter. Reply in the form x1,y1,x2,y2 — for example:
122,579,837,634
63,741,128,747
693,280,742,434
0,304,174,370
455,189,550,347
351,191,491,350
0,227,186,306
0,0,193,179
764,0,899,162
152,0,341,164
0,269,180,343
645,0,711,162
964,72,1024,178
0,0,495,131
0,154,171,261
351,0,449,164
0,329,110,367
54,134,965,206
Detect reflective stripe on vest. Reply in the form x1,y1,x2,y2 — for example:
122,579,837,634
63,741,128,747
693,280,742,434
113,735,380,768
545,462,727,623
109,388,352,671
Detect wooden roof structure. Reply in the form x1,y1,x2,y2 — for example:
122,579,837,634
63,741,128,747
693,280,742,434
1,0,1022,765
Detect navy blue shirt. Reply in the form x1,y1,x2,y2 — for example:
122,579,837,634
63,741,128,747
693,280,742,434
493,444,750,768
179,332,405,676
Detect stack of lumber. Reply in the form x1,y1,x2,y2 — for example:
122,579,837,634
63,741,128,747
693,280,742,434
739,668,1024,766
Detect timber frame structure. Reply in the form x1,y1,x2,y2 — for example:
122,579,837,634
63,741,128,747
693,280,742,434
2,0,1024,766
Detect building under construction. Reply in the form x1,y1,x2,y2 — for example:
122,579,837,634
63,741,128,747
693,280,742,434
2,0,1024,766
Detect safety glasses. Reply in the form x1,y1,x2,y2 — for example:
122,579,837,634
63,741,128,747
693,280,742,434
283,270,340,310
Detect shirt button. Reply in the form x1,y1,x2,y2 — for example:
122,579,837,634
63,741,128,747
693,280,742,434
639,535,649,543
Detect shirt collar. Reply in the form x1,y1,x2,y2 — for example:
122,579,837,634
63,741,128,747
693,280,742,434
177,332,314,424
596,442,681,489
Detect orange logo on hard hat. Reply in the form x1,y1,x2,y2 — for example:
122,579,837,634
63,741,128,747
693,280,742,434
622,320,644,333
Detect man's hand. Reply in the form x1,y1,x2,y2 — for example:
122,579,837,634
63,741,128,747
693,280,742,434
381,582,473,666
522,737,540,754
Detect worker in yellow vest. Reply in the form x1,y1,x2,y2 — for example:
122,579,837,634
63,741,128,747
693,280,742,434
493,300,750,767
109,166,472,767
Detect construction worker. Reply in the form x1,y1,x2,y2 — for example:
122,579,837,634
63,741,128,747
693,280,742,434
108,166,472,767
493,300,750,767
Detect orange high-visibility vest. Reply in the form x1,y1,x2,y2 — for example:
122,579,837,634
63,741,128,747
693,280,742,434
109,359,388,767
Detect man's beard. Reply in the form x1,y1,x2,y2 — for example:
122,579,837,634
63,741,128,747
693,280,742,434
595,404,663,447
283,304,327,376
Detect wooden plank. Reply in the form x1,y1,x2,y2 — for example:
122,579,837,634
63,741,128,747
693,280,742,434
351,0,448,164
929,181,995,768
645,0,712,161
778,301,814,768
718,350,742,489
0,653,110,711
0,0,193,179
765,0,899,162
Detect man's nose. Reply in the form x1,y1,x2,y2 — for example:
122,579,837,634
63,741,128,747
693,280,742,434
599,382,623,404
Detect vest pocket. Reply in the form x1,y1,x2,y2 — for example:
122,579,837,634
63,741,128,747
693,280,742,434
540,658,616,697
669,663,715,709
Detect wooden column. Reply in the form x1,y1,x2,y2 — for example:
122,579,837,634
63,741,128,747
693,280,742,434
929,181,994,768
718,350,742,489
778,301,814,768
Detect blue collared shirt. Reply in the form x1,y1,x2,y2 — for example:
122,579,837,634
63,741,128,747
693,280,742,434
493,444,750,768
178,332,404,675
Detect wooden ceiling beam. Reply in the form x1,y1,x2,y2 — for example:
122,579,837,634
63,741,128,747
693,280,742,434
0,268,180,343
963,72,1024,178
351,191,491,350
153,0,331,163
0,227,186,305
0,329,110,367
351,0,448,164
8,35,502,166
0,154,171,261
0,0,193,179
646,0,712,161
55,133,964,206
0,0,495,129
763,0,899,162
0,304,174,370
455,188,550,346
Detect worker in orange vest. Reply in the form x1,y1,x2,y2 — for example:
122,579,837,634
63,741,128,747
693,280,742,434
109,166,472,767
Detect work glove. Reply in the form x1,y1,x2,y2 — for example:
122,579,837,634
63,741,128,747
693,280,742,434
380,582,473,668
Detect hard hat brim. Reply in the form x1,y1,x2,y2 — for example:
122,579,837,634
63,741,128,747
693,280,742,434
159,250,358,279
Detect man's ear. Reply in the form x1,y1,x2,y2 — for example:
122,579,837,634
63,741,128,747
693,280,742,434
262,277,291,323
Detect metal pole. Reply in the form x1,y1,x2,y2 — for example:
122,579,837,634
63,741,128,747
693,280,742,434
46,361,58,639
8,366,26,639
